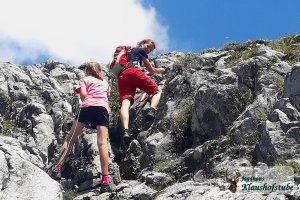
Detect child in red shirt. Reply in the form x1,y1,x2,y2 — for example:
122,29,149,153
117,39,165,144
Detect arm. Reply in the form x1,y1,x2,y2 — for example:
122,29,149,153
107,85,110,97
143,58,165,74
80,86,87,101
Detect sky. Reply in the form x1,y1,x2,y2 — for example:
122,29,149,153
0,0,299,66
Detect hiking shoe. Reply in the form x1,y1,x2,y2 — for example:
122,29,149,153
145,107,157,122
49,165,62,181
123,129,131,145
100,182,111,193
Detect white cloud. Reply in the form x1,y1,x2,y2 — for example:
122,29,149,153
0,0,169,65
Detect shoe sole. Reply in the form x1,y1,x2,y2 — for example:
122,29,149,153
100,188,112,193
123,136,131,145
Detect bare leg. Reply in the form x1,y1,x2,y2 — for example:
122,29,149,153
120,99,131,129
97,125,109,176
56,120,86,166
150,88,162,108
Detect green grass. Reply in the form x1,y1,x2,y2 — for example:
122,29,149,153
226,132,234,142
63,191,76,200
213,69,222,77
277,160,300,174
268,35,300,64
243,132,260,146
56,76,65,85
172,104,191,130
207,140,219,152
242,89,254,106
268,36,299,54
245,155,253,163
108,75,121,124
266,58,278,68
172,53,202,74
256,114,267,122
225,46,259,67
154,156,176,181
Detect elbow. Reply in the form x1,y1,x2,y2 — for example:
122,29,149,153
145,62,155,74
80,94,86,101
157,87,162,94
147,67,155,74
149,70,155,74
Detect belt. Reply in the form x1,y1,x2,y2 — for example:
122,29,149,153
126,61,140,68
117,61,140,77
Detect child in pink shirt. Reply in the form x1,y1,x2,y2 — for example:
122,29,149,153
49,62,111,193
75,70,110,112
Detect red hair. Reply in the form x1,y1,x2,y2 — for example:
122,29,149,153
137,39,156,49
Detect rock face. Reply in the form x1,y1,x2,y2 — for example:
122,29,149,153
1,34,300,199
0,136,62,200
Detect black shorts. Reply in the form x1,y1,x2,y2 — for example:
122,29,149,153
76,106,109,129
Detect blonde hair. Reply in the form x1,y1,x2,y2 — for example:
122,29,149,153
137,38,156,49
85,62,103,80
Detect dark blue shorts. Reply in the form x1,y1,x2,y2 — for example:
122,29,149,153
76,106,109,129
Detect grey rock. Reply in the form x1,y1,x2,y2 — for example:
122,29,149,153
110,180,156,200
140,171,173,190
0,136,62,200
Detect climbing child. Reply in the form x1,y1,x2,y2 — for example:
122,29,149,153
49,62,111,193
116,39,165,144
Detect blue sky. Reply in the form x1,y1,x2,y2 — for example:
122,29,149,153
143,0,300,53
0,0,299,66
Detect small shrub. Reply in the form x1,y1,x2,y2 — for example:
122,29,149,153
154,156,176,180
232,145,242,158
252,132,261,144
108,75,121,124
256,114,267,122
213,69,222,77
277,160,300,174
173,53,202,74
207,140,219,152
206,135,231,157
268,35,300,64
63,191,76,200
56,76,65,85
242,89,254,105
225,46,259,67
226,132,234,143
268,36,297,54
2,121,15,136
245,155,253,163
223,41,247,52
203,139,219,159
153,190,165,198
266,58,278,68
173,104,191,130
238,131,261,146
242,47,259,60
273,79,284,94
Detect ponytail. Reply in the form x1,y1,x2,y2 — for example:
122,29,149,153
85,62,103,80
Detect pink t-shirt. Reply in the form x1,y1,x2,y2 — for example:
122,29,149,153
75,76,110,113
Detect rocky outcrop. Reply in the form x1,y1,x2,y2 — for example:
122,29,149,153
0,136,62,200
1,34,300,199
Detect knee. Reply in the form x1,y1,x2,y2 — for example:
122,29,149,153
64,134,72,144
157,87,162,94
153,87,161,95
98,139,108,147
120,99,131,111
